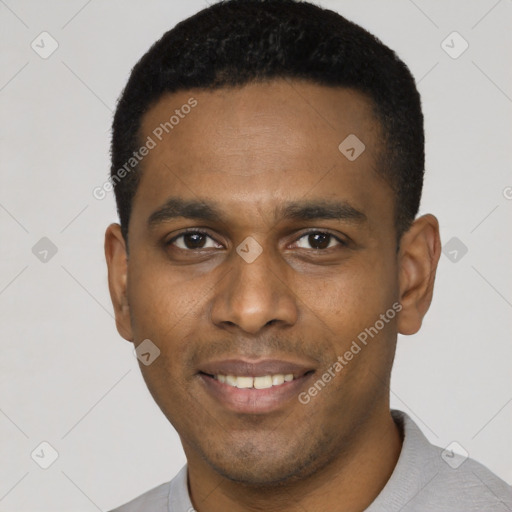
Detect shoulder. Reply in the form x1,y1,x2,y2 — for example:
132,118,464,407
108,480,171,512
108,464,191,512
416,441,512,511
367,410,512,512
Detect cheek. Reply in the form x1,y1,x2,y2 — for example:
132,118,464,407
126,263,200,412
126,245,204,331
305,256,397,331
303,256,399,391
126,254,216,387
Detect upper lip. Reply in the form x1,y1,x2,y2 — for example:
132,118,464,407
199,359,316,378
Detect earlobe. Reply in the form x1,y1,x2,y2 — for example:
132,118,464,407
396,214,441,336
104,223,134,342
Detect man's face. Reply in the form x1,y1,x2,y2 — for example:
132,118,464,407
114,80,402,484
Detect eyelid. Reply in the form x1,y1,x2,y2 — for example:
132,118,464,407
165,228,222,248
289,229,348,249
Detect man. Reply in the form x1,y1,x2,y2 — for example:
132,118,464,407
104,0,512,510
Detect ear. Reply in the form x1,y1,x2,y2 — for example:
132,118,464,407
397,214,441,335
104,223,133,342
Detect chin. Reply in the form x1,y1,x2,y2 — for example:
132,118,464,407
203,442,325,488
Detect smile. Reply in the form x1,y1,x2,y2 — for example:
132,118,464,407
213,373,295,389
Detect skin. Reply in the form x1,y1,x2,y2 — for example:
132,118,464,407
105,79,441,512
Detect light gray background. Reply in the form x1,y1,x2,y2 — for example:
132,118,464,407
1,0,511,510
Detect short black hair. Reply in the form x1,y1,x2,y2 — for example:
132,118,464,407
111,0,424,247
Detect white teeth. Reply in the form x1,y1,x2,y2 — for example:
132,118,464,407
226,375,237,386
214,373,296,389
253,375,273,389
236,376,254,389
272,374,285,385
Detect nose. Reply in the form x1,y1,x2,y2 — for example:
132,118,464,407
210,246,299,334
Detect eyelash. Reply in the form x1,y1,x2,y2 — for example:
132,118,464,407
165,228,348,252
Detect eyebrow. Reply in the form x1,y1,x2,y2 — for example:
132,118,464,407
277,200,367,224
147,198,225,228
147,197,367,229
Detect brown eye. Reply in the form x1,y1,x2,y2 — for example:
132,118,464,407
295,231,345,250
167,231,222,250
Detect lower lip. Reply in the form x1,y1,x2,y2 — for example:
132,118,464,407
198,373,315,414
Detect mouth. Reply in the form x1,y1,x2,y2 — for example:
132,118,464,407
197,359,316,414
206,373,297,389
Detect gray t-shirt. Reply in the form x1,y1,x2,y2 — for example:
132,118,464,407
110,410,512,511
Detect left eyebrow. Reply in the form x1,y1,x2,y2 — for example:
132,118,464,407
276,199,367,224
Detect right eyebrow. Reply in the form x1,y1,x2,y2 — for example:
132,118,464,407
147,197,225,230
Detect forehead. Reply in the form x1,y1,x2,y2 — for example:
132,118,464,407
133,80,390,230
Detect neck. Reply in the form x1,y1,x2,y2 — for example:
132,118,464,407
185,406,402,512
